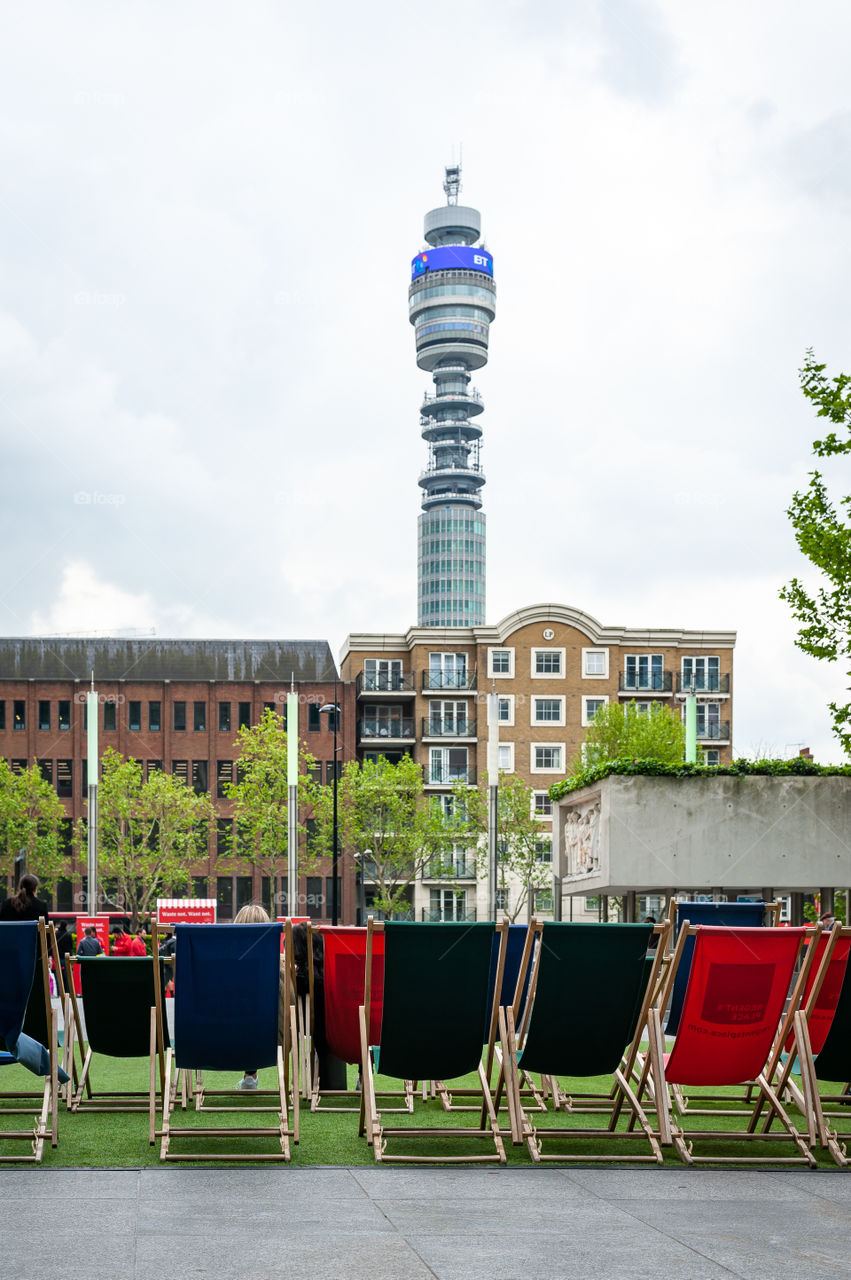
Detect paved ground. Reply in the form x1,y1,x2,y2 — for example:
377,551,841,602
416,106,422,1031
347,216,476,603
2,1167,850,1279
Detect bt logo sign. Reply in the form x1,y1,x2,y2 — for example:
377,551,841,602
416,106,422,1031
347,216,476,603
473,254,490,269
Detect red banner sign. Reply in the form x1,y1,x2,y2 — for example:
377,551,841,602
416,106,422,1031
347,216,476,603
157,898,217,925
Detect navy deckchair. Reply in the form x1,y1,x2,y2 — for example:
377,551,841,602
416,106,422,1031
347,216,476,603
157,922,297,1162
0,919,59,1160
360,918,508,1163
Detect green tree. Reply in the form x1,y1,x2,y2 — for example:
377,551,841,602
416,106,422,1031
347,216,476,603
0,759,67,891
572,701,687,772
492,772,554,923
96,749,214,927
225,707,321,902
311,755,475,919
780,350,851,754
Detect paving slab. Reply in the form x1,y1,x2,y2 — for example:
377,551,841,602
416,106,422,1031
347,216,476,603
565,1167,837,1201
134,1231,436,1278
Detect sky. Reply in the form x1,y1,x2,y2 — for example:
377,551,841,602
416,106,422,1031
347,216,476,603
1,0,850,762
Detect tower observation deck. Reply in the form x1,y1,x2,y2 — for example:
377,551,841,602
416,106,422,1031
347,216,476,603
410,165,496,628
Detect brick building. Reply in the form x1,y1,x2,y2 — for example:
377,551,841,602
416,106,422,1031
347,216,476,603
0,637,356,921
340,602,736,923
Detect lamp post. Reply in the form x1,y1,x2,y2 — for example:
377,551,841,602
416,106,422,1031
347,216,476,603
319,679,341,926
486,689,499,921
684,681,698,764
286,681,299,917
86,674,99,913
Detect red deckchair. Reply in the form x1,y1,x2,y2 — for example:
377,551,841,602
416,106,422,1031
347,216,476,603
310,926,413,1117
647,924,817,1165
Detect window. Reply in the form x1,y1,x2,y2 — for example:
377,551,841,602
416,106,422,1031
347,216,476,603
533,792,553,819
487,648,514,678
682,655,721,692
218,702,231,733
171,760,189,785
583,649,608,678
146,760,162,778
625,654,664,691
58,700,70,731
0,702,5,730
495,887,510,914
429,888,467,921
704,749,720,766
193,702,206,732
363,658,404,692
307,763,322,785
325,761,342,784
535,839,553,863
193,876,208,899
238,702,251,729
581,696,608,727
173,702,186,732
13,701,25,730
427,700,469,736
308,703,321,731
217,760,233,798
585,896,600,912
532,744,564,773
428,652,468,690
236,877,253,914
216,877,234,921
128,701,141,732
497,695,514,726
532,696,565,725
148,701,161,732
429,746,469,785
216,819,233,857
103,702,116,731
695,703,723,739
497,743,514,772
56,760,73,798
533,887,554,914
306,877,323,920
532,649,564,678
324,877,342,918
38,701,50,731
81,759,88,794
326,705,340,732
37,759,52,784
192,760,208,795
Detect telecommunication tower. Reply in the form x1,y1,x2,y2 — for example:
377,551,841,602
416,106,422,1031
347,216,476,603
409,166,496,627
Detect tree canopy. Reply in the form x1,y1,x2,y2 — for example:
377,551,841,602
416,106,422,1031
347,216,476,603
0,758,67,892
780,350,851,754
572,700,687,774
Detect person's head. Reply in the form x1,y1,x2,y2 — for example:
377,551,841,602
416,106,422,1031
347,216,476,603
85,927,96,938
234,903,270,924
114,924,124,936
136,926,145,937
820,910,836,928
57,919,69,933
644,915,656,925
10,874,39,913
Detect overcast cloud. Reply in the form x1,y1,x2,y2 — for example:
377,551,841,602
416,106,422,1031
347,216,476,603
1,0,850,761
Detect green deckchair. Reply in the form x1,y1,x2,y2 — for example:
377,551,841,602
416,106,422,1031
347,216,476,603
65,955,171,1137
500,919,663,1162
360,918,508,1163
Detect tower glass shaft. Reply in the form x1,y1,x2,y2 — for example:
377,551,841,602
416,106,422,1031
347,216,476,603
409,168,496,627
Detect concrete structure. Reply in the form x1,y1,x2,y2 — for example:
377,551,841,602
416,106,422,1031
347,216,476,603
341,603,736,923
0,637,356,921
554,773,851,914
411,165,496,627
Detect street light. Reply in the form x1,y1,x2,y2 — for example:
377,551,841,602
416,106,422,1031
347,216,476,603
319,679,342,925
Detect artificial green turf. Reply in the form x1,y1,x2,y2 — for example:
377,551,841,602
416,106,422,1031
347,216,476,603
0,1052,847,1168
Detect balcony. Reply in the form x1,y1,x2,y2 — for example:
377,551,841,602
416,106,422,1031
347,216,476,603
425,765,477,787
676,673,730,694
424,858,478,881
421,909,478,922
697,721,731,742
357,718,416,742
356,671,415,697
422,671,477,693
422,717,477,739
618,672,673,694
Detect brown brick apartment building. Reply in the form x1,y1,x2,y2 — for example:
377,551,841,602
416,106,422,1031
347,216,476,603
340,603,735,923
0,637,356,920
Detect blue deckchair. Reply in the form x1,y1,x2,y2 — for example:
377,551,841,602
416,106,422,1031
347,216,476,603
157,922,297,1162
0,919,59,1160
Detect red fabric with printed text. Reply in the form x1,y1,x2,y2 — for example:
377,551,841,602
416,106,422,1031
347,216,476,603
665,926,806,1086
321,927,385,1066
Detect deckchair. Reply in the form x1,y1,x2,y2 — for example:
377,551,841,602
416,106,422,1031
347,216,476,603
784,924,851,1165
64,955,171,1136
309,925,413,1116
0,919,59,1161
157,922,298,1162
499,920,663,1162
360,918,508,1163
646,923,817,1165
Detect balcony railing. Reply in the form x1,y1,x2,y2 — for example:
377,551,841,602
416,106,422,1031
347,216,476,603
697,721,731,741
421,389,482,407
357,718,415,741
356,671,415,696
618,672,673,693
422,671,477,692
424,859,478,880
422,717,476,738
421,909,478,922
676,673,730,694
426,766,477,787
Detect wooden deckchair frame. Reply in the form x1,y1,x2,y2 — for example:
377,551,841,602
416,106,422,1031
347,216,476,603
359,917,509,1163
644,921,820,1166
156,920,299,1162
0,918,59,1161
498,919,665,1163
307,923,414,1116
